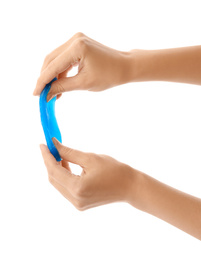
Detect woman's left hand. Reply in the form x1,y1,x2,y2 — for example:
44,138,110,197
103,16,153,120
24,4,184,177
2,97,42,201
40,138,138,210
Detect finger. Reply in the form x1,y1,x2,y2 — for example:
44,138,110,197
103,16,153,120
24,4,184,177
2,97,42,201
52,138,88,167
40,43,68,74
48,176,77,206
40,144,78,190
40,32,85,74
40,44,67,74
40,144,59,168
46,74,83,102
34,45,81,96
56,93,62,100
58,69,68,79
55,67,71,100
55,65,68,93
47,63,80,102
62,160,72,172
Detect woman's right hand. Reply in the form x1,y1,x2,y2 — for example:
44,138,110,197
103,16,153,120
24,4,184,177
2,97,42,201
33,32,134,101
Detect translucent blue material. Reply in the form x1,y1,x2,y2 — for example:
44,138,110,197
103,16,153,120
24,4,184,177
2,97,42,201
39,77,62,161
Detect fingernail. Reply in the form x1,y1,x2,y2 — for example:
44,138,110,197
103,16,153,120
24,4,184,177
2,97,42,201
52,137,61,146
46,93,53,102
46,93,50,102
52,137,58,144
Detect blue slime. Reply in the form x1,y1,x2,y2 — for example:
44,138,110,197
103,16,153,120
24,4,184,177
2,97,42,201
39,77,62,161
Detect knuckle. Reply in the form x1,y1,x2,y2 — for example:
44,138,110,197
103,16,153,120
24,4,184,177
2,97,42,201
49,59,59,75
44,53,51,64
74,37,88,54
37,76,45,87
74,182,84,198
48,176,54,185
85,152,96,164
52,79,65,94
73,179,88,199
74,199,85,211
74,32,85,39
47,165,56,178
62,146,73,157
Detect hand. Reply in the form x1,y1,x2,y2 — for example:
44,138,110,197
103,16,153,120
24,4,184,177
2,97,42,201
34,32,133,101
40,138,138,210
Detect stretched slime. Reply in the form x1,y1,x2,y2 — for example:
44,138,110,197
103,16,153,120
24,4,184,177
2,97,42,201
39,77,62,161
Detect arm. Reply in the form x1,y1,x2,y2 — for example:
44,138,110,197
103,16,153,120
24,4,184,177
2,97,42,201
40,139,201,240
130,170,201,241
129,46,201,85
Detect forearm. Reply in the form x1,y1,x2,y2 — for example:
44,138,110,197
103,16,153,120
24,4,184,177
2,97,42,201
127,46,201,85
129,169,201,240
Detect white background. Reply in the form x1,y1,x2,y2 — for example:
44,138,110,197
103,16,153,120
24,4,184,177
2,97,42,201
0,0,201,259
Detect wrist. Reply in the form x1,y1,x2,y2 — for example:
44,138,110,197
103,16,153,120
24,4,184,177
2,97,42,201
116,51,137,85
125,49,157,83
114,49,149,86
125,166,144,207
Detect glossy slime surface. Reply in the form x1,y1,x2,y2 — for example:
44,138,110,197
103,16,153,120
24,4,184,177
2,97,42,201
39,78,62,161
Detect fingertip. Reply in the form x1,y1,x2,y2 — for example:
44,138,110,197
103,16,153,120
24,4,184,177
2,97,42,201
40,143,46,149
46,95,50,102
46,93,54,102
40,144,58,168
56,93,62,100
40,144,47,152
52,137,60,146
52,137,57,141
33,89,37,96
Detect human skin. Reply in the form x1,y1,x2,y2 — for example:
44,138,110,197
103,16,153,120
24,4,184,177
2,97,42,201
35,33,201,240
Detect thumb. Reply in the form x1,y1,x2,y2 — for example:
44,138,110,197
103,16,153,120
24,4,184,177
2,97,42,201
47,75,82,102
52,137,87,167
